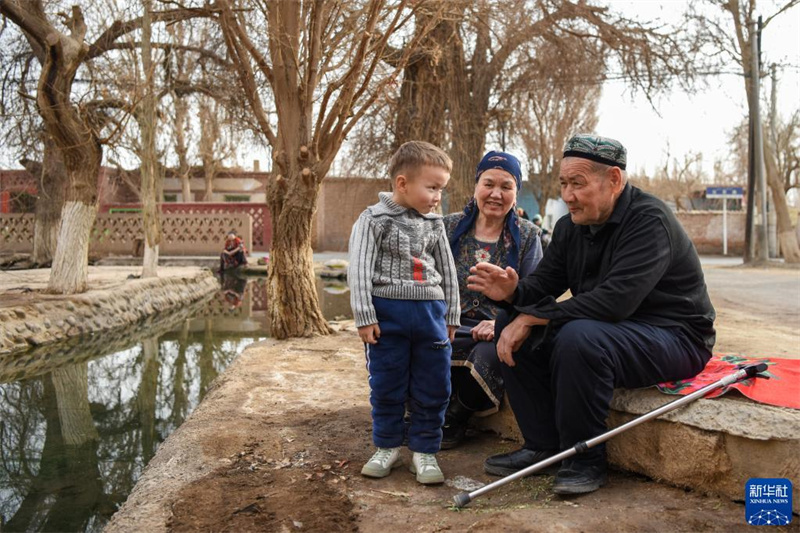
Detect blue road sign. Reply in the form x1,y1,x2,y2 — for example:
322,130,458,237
706,186,744,198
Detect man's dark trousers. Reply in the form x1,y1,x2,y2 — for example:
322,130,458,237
497,313,711,457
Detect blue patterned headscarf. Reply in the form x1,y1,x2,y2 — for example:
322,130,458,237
449,151,522,269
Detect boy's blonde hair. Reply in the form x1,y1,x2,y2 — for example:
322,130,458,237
389,141,452,181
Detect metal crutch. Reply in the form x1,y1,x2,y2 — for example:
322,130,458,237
453,362,768,508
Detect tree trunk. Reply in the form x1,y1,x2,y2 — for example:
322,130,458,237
448,119,487,212
170,319,190,427
764,137,800,262
392,2,478,212
203,163,215,201
199,100,217,201
22,136,66,266
200,317,218,393
51,364,99,446
29,8,102,294
269,208,332,338
140,0,161,278
173,90,193,201
48,199,97,294
267,171,332,338
137,336,160,463
393,8,460,150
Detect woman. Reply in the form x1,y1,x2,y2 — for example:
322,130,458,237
442,150,542,449
219,230,247,273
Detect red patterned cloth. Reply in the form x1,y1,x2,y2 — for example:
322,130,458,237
657,353,800,409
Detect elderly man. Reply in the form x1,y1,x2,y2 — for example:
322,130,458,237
467,134,715,495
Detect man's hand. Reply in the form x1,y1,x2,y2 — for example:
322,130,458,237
358,324,381,344
471,319,495,341
447,325,458,342
466,262,519,302
496,314,549,367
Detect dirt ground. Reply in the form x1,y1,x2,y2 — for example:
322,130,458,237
102,262,799,533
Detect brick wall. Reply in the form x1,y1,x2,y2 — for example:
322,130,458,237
313,177,392,251
675,211,746,255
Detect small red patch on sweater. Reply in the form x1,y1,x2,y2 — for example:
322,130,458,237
412,257,424,282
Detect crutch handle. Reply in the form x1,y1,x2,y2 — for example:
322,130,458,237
742,362,768,378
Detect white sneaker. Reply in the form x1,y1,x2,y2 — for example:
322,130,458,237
361,447,402,478
410,452,445,484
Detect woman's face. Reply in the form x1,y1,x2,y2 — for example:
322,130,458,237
474,169,517,220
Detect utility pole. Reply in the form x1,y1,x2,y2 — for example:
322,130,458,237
750,18,769,262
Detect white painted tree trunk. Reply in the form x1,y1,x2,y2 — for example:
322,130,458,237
142,243,160,277
48,201,97,294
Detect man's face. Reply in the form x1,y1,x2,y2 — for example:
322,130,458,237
394,165,450,214
559,157,622,225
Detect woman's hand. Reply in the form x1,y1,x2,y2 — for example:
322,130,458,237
358,324,381,344
466,262,519,302
471,320,495,341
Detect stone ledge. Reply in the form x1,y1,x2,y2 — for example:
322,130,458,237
475,388,800,513
0,271,219,357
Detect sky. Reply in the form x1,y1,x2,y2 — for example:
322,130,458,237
595,0,800,180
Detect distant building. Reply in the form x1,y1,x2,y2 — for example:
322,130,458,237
0,165,271,213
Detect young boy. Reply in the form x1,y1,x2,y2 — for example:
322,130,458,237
348,141,460,485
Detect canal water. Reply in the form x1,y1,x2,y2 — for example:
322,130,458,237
0,275,351,532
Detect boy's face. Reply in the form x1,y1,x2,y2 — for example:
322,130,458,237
393,165,450,214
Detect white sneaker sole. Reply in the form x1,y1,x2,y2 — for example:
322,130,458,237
361,459,402,478
409,463,444,485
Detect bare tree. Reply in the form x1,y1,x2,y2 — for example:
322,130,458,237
1,11,66,266
0,1,194,292
214,0,439,338
20,136,67,266
696,0,800,261
388,0,702,211
140,0,161,277
770,110,800,194
631,150,706,211
104,16,238,206
508,37,603,216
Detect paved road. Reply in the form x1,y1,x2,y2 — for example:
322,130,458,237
702,261,800,326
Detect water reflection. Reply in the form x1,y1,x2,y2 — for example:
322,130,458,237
0,275,351,532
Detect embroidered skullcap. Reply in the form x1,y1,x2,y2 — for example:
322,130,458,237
563,133,627,170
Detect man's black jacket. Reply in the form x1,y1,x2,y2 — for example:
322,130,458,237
513,183,716,351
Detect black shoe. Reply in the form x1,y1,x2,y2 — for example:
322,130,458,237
440,419,467,450
440,396,474,450
484,448,560,477
552,460,608,495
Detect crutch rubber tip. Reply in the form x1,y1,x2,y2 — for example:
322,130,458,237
453,492,471,508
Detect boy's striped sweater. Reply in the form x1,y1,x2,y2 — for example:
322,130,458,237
348,192,460,328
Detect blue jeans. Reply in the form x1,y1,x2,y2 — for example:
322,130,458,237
366,297,451,453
